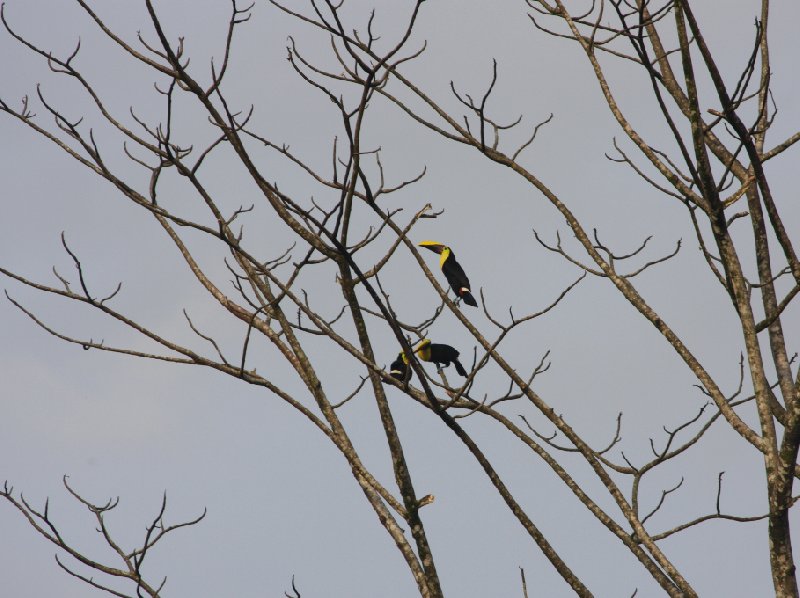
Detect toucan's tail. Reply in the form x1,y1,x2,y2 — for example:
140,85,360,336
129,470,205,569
454,359,468,377
460,290,477,307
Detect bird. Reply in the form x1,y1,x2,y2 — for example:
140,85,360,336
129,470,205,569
389,351,410,382
418,240,478,307
414,339,468,377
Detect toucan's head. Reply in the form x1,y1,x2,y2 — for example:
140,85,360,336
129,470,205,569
414,338,431,354
418,240,448,255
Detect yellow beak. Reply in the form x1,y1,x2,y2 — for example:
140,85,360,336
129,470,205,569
418,240,446,254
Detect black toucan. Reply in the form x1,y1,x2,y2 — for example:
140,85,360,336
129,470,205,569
389,351,410,382
414,339,468,377
418,241,478,307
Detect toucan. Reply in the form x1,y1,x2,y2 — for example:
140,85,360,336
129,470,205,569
418,241,478,307
414,339,468,377
389,351,410,382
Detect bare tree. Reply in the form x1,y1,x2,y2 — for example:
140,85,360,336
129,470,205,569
1,0,798,596
1,477,204,598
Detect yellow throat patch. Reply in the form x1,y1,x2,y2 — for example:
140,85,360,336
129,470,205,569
415,339,432,361
439,247,451,269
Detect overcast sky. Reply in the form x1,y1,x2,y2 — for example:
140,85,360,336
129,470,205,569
1,1,799,597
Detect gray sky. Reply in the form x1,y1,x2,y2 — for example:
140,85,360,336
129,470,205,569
1,1,799,596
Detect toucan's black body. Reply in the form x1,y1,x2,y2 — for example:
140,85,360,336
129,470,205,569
418,241,477,307
389,352,410,381
441,251,477,307
415,339,468,377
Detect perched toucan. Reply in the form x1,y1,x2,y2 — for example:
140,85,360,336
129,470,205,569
389,351,410,382
418,241,478,307
414,339,468,377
